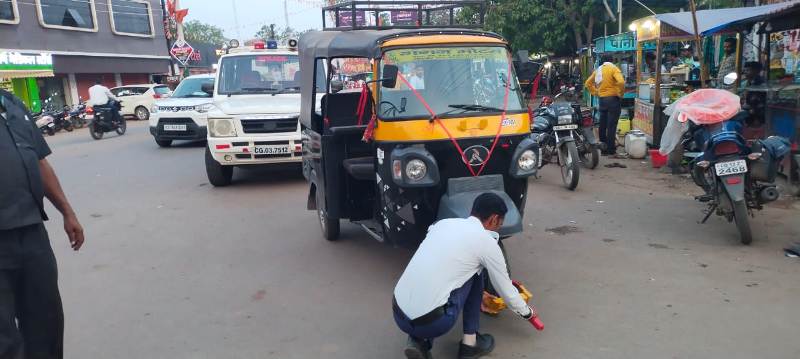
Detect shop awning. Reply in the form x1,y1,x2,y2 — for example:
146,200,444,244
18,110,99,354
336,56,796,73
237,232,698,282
0,69,54,79
655,0,800,36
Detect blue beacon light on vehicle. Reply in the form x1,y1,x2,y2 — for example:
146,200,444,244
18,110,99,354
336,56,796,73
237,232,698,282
267,40,278,49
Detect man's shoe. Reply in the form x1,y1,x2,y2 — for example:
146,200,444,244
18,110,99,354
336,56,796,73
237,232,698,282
404,336,432,359
458,333,495,359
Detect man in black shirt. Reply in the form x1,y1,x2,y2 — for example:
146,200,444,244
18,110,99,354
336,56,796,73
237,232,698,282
0,89,84,359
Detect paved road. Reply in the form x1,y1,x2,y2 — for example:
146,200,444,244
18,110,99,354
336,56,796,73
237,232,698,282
43,122,800,359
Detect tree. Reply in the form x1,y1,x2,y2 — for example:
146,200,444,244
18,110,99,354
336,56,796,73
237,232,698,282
255,24,278,40
183,20,227,46
255,24,315,44
484,0,572,55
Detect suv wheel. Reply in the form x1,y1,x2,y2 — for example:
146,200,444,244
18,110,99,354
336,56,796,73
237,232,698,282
205,147,233,186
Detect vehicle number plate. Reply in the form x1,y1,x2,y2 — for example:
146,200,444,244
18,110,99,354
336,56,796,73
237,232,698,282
253,145,290,155
715,160,747,176
553,124,578,130
163,124,187,131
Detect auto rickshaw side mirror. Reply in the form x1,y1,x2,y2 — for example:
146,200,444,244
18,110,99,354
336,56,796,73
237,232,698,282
201,82,214,95
381,64,399,88
330,80,344,93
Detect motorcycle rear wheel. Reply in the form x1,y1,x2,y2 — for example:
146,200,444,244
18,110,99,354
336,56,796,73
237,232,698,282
115,119,127,135
560,142,581,190
732,200,753,245
90,123,104,140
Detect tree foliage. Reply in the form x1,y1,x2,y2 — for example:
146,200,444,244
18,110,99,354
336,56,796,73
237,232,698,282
183,20,228,46
255,24,315,44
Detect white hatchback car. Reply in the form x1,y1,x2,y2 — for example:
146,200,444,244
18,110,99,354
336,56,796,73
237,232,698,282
110,84,171,121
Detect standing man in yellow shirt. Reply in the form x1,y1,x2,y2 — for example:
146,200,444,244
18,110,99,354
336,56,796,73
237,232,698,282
584,55,625,155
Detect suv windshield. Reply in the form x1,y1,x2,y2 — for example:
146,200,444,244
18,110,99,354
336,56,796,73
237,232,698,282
379,46,525,120
218,54,300,95
172,77,214,98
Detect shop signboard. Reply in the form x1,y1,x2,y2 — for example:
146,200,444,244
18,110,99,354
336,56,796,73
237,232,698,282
390,10,417,25
596,33,656,53
0,52,53,71
633,98,655,141
170,39,195,66
338,10,366,26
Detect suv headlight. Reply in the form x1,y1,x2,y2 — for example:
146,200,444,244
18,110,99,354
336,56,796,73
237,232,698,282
196,103,214,113
405,159,427,182
208,118,236,137
518,150,537,171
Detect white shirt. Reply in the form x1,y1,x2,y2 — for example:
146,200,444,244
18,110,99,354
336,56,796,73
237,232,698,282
408,75,424,90
393,216,530,319
88,84,118,107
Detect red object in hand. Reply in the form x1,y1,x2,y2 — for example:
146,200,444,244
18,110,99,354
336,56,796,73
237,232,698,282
528,315,544,331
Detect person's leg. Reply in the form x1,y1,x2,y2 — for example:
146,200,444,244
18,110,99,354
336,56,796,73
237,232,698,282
0,229,24,359
18,225,63,359
606,98,622,153
461,271,484,336
598,98,610,152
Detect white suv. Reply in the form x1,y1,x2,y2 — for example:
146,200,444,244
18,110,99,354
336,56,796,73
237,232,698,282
111,84,171,121
149,74,214,147
204,43,302,186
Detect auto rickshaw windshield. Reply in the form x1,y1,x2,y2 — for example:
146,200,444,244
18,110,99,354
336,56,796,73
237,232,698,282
378,46,525,120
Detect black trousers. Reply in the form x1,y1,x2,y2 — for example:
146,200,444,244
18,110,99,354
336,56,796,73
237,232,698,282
598,96,622,153
0,224,63,359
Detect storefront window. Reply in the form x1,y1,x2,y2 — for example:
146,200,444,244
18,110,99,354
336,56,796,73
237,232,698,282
108,0,153,36
0,0,19,24
37,0,97,31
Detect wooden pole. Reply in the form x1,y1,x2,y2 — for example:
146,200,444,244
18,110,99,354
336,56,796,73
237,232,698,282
688,0,707,86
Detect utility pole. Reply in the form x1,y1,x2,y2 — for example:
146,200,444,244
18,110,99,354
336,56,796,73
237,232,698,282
617,0,622,34
688,0,708,86
232,0,242,39
284,0,290,29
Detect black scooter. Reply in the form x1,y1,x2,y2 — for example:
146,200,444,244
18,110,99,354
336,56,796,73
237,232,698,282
89,100,126,140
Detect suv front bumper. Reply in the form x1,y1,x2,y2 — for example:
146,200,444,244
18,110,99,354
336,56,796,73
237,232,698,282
207,135,302,166
150,116,208,141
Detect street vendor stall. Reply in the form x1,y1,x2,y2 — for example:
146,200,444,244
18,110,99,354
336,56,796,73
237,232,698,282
629,1,800,146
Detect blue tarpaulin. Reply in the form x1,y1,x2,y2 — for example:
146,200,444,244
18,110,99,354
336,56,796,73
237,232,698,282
650,0,800,36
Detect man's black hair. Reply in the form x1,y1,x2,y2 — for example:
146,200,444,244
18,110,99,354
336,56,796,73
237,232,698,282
600,55,613,63
645,52,656,61
666,51,678,58
470,192,508,221
724,37,737,46
95,79,103,85
744,61,763,71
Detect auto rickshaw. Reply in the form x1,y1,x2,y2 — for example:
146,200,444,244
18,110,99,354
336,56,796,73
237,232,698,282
299,1,539,247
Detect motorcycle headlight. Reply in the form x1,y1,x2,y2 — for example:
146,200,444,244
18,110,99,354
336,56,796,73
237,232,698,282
196,103,214,113
405,159,427,182
518,150,537,171
208,118,236,137
558,114,573,124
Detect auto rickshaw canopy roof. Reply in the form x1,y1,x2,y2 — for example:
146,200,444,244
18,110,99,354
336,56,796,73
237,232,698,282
298,28,504,60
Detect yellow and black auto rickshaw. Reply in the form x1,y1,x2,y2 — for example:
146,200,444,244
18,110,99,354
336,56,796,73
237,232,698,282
299,1,539,247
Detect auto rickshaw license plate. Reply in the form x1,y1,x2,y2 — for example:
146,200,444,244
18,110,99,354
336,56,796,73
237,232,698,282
253,145,290,155
715,160,747,176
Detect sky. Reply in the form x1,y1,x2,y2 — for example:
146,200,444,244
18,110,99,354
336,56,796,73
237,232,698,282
180,0,324,40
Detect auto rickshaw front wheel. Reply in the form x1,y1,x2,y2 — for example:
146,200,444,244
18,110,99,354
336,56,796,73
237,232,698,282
316,189,340,241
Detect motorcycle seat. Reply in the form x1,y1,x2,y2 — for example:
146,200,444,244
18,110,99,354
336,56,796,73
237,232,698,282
532,117,550,131
342,156,375,181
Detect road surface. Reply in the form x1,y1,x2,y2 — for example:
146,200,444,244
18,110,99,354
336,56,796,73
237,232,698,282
42,122,800,358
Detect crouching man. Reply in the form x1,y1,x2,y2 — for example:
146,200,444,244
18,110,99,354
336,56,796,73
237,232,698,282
392,193,535,359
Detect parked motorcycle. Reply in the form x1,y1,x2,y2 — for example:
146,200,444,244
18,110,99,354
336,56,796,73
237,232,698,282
689,113,790,245
531,91,602,190
53,105,74,133
89,100,126,140
35,114,56,136
531,95,582,190
69,99,88,128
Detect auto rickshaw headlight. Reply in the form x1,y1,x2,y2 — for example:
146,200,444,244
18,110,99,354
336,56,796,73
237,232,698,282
518,150,536,171
406,159,427,182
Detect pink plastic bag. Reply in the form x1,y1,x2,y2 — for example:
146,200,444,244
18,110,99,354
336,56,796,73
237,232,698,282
672,89,741,125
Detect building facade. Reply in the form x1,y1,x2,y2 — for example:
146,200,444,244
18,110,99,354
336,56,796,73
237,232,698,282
0,0,170,112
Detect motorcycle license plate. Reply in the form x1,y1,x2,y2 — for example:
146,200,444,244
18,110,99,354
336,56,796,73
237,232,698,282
163,124,187,131
553,124,578,131
715,160,747,176
253,145,290,155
